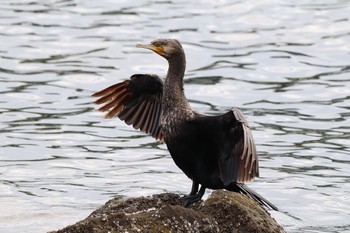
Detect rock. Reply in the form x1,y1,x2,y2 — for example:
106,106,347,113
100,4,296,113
50,190,285,233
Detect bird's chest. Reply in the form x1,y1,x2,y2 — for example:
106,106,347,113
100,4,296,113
160,114,181,139
160,108,194,140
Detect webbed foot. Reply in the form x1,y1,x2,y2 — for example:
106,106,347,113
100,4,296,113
180,184,206,206
180,194,203,206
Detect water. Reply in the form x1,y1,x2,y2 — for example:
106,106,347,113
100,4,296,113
0,0,349,232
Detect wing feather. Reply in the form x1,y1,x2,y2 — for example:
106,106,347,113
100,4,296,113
132,101,148,129
232,108,259,183
143,100,155,133
92,74,163,141
218,108,259,185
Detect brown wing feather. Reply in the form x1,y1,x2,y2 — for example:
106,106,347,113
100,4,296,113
215,108,258,185
232,107,259,183
142,100,155,133
92,74,164,142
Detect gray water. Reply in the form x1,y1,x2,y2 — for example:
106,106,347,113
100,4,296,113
1,0,349,232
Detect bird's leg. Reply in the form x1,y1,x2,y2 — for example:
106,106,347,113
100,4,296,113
180,181,198,206
180,181,206,206
189,181,199,195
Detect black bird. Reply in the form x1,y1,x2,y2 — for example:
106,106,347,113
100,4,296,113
92,38,277,210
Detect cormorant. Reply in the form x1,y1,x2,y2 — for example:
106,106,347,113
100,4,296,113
92,38,277,210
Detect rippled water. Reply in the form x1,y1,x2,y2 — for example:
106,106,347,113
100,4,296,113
1,0,349,232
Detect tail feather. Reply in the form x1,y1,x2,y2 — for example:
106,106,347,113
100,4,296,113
230,183,278,211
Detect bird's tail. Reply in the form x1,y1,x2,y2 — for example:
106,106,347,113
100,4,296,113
229,183,278,211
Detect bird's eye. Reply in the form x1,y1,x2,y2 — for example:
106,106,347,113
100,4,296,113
152,41,161,47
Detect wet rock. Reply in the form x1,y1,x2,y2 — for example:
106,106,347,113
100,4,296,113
51,190,285,233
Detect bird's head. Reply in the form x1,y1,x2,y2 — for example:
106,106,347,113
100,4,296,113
136,38,183,60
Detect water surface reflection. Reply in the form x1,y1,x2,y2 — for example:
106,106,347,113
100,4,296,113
0,0,349,232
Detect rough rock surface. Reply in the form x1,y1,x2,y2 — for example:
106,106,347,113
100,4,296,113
51,190,285,233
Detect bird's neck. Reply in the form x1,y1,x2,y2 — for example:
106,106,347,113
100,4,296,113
160,53,195,139
167,54,186,84
162,53,188,111
163,54,187,104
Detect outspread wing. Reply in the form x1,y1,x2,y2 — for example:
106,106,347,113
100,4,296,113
92,74,164,141
218,107,259,185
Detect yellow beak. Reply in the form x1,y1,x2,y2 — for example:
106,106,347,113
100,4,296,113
136,43,166,57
